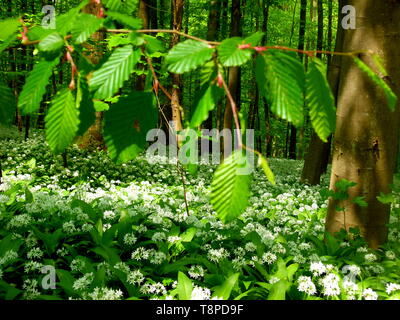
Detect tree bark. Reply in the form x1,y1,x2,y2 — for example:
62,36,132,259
301,1,345,185
326,0,400,249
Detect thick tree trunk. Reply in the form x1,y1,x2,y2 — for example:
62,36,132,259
326,0,400,249
301,1,345,185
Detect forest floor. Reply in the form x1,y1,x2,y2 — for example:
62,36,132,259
0,126,400,300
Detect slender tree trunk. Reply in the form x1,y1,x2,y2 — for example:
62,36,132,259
326,0,400,249
136,0,150,91
223,0,242,155
327,0,333,66
289,0,307,160
301,1,344,185
170,0,184,134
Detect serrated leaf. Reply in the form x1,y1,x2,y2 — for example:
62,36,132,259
353,57,397,111
90,45,140,99
72,13,103,44
45,88,80,154
258,155,276,185
190,83,224,128
38,32,64,53
56,1,89,36
306,59,336,142
166,40,214,74
106,11,142,30
217,37,253,67
211,150,252,223
0,34,17,54
19,56,60,115
0,79,16,125
177,272,193,300
262,51,305,127
104,91,157,163
102,0,138,14
94,100,109,111
0,18,20,41
143,35,166,54
76,77,96,136
243,31,265,46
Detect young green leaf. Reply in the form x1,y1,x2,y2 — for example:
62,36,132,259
190,83,224,128
243,31,265,46
0,18,21,41
102,0,137,14
177,272,193,300
90,45,141,99
106,11,142,30
258,155,276,185
19,56,60,115
306,59,336,142
71,14,103,44
353,57,397,111
45,88,80,154
0,80,16,125
56,1,89,36
263,51,305,127
211,150,252,223
217,37,253,67
38,32,64,53
165,40,214,74
104,91,157,164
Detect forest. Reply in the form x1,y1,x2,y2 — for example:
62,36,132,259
0,0,400,302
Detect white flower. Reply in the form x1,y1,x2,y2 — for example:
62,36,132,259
191,286,211,300
386,283,400,295
127,270,144,286
188,265,205,280
320,273,341,297
310,261,327,276
364,253,377,262
362,288,378,300
385,250,396,260
297,276,317,295
88,287,123,300
262,252,277,265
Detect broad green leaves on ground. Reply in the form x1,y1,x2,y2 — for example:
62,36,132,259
165,40,214,74
177,272,193,300
89,45,141,99
211,150,252,223
306,59,336,142
104,91,157,164
45,89,80,154
18,56,60,115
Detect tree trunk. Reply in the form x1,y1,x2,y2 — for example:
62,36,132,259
170,0,184,134
223,0,242,155
301,1,345,185
326,0,400,249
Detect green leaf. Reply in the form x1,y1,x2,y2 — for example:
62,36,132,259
306,59,336,142
243,31,265,46
258,155,276,185
56,1,90,36
353,57,397,111
352,196,368,207
90,45,141,99
76,76,96,136
190,83,224,128
166,40,214,74
267,280,291,300
213,273,239,300
0,79,16,125
143,35,166,54
377,192,395,204
0,34,17,54
217,37,253,67
102,0,138,14
263,51,305,127
19,56,60,115
177,272,193,300
210,150,252,223
38,32,64,54
106,11,142,30
72,14,103,44
104,91,157,164
45,88,80,154
0,18,21,41
94,100,110,112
